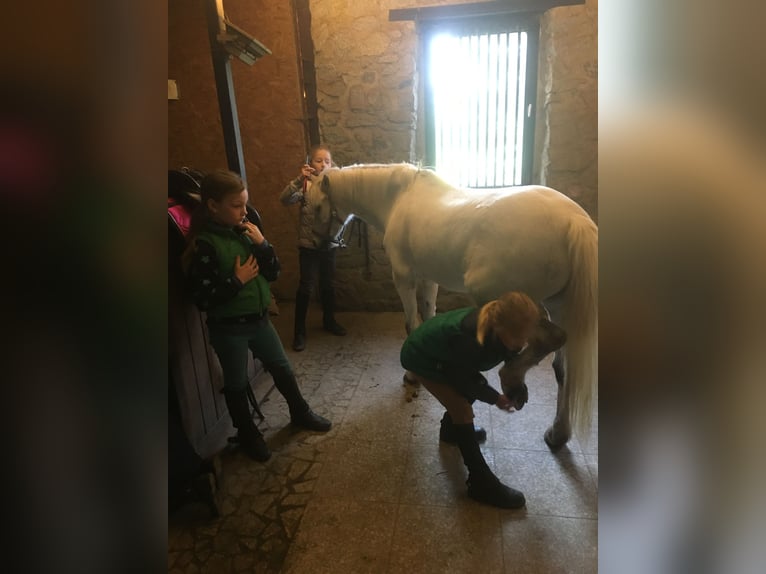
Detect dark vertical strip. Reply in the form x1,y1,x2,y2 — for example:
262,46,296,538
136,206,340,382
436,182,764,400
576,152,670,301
292,0,320,147
512,31,523,185
205,0,246,180
522,19,540,184
502,32,512,185
493,33,502,187
482,34,490,187
468,36,481,187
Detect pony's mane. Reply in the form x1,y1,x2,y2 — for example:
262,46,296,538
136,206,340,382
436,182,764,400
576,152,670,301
330,163,417,192
339,162,420,173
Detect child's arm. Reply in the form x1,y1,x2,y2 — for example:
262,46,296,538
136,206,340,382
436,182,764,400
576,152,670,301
239,221,281,282
279,172,308,205
280,162,315,205
279,171,310,205
447,371,502,405
187,240,245,311
251,240,280,282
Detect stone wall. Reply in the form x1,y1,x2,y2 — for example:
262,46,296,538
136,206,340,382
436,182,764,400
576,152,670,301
168,0,597,311
536,0,598,221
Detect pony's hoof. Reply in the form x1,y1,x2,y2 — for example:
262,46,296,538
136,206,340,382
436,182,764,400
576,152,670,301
544,427,570,451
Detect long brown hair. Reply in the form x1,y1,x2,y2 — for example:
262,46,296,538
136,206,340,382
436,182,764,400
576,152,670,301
181,169,246,272
476,291,539,345
187,170,245,238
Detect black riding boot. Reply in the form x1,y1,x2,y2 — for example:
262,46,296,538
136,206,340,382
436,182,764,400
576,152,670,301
293,291,310,351
321,288,346,336
270,365,332,432
439,411,487,444
223,388,271,462
453,423,525,509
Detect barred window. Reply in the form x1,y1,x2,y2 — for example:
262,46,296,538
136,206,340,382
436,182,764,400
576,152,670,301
422,16,539,188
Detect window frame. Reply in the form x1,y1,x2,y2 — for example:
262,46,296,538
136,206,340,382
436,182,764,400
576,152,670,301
419,14,540,186
390,1,585,186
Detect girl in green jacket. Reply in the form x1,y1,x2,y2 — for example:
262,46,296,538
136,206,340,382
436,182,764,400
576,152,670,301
185,170,331,462
400,291,539,509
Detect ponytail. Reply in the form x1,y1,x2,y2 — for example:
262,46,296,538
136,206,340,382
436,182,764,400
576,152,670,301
477,300,501,345
181,169,246,275
476,292,539,345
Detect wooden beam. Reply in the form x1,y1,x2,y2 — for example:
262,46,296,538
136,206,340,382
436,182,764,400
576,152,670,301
205,0,247,179
390,0,585,22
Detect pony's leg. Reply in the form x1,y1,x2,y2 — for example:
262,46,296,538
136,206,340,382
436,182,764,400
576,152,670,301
499,315,566,412
392,271,421,334
532,302,574,450
416,279,439,323
544,348,572,450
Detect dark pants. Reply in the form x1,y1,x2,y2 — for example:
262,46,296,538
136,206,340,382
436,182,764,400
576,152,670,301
207,319,293,393
297,247,337,297
208,318,309,417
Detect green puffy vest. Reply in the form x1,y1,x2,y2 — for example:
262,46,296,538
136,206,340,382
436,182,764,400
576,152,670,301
197,228,271,318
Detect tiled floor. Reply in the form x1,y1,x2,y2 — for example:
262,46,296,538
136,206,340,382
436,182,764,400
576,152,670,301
169,302,598,573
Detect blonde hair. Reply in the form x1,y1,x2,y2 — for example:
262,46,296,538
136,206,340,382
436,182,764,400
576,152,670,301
476,291,539,345
308,143,332,163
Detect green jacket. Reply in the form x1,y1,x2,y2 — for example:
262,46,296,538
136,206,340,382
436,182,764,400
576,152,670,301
189,221,279,318
400,307,515,404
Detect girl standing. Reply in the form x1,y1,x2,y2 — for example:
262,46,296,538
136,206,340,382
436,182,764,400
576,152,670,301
280,144,346,351
185,170,331,462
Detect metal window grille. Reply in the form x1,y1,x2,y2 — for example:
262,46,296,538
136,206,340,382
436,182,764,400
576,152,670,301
425,24,536,188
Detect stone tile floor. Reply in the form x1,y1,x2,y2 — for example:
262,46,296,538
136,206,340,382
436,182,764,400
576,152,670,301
168,303,598,573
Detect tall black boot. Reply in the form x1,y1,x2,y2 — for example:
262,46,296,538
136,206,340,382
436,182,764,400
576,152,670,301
453,423,525,509
293,291,310,351
320,288,346,336
269,364,332,432
439,411,487,444
223,388,271,462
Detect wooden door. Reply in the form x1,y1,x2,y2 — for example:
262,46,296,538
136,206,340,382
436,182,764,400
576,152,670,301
169,219,264,459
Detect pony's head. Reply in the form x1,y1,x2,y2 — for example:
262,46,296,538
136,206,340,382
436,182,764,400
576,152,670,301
315,167,351,222
317,163,422,231
498,309,567,397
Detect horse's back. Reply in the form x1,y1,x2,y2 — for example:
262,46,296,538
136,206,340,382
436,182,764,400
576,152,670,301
412,172,590,217
384,178,591,301
472,184,588,214
428,183,592,240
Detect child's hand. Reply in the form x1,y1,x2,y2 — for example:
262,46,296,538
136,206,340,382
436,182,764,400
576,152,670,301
234,254,259,284
300,164,314,179
240,221,265,245
495,394,515,411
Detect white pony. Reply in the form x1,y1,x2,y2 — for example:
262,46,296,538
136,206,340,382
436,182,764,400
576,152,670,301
318,163,597,447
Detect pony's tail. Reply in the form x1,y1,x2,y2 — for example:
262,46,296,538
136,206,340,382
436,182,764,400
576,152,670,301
562,215,598,440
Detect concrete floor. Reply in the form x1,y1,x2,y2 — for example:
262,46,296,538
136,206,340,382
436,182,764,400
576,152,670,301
168,302,598,573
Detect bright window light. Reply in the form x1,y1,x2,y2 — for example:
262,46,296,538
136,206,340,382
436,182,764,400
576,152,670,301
429,30,527,188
